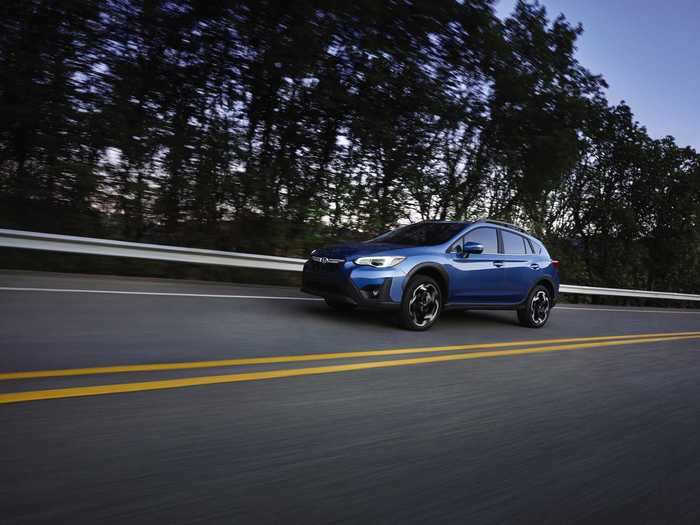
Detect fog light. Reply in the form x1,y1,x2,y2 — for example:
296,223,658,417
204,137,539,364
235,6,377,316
361,284,382,300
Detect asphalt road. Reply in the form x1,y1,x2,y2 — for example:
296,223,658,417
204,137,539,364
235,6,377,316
2,270,700,524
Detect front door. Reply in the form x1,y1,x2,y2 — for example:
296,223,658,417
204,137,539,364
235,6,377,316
448,227,505,304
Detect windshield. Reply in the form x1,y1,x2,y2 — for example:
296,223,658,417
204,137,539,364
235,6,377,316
368,222,468,246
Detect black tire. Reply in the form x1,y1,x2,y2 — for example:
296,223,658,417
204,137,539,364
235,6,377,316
517,284,552,328
400,275,442,331
324,299,357,312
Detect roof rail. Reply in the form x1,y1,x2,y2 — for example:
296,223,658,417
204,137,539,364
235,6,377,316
475,218,529,235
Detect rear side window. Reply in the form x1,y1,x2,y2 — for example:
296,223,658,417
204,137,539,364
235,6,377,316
530,239,550,257
525,238,536,254
464,227,498,254
502,230,527,254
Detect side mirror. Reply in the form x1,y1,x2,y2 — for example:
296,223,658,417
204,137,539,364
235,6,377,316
454,244,464,256
463,241,484,255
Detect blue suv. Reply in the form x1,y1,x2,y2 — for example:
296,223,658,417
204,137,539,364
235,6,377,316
301,219,560,330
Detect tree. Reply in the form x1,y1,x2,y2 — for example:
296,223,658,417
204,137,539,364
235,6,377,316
0,0,104,234
1,0,698,296
483,0,606,233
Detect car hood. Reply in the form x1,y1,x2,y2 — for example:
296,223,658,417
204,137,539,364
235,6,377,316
313,242,410,260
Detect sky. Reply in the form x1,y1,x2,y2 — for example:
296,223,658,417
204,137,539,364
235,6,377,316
495,0,700,150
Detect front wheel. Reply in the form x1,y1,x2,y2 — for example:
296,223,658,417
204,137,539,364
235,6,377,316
517,285,552,328
400,276,442,331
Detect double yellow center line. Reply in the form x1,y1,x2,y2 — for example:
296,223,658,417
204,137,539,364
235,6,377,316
2,331,699,404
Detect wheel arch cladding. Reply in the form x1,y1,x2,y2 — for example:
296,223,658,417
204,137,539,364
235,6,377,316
407,264,449,301
535,278,555,298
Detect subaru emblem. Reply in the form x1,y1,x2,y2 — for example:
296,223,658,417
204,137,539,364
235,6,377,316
321,257,329,264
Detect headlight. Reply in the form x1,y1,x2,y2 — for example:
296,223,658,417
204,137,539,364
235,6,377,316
310,249,318,256
354,255,406,268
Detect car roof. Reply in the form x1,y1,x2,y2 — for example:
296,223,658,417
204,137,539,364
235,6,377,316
417,219,544,245
419,219,531,236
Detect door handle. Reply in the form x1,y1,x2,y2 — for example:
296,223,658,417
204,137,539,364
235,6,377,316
529,263,540,270
493,261,504,268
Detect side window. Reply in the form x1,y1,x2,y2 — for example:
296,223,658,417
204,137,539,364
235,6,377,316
464,227,498,254
502,230,527,255
525,238,536,254
531,239,548,257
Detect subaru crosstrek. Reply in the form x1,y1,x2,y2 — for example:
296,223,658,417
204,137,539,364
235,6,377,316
301,219,560,330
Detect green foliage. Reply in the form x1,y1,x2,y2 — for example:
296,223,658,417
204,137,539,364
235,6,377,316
1,0,698,295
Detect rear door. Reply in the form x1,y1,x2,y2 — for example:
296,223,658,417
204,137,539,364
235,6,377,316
499,230,536,303
447,227,506,304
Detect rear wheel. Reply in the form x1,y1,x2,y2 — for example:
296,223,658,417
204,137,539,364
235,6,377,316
400,276,442,331
324,299,357,312
517,285,552,328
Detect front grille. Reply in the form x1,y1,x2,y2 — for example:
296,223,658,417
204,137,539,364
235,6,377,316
308,256,344,273
305,279,345,295
302,268,351,297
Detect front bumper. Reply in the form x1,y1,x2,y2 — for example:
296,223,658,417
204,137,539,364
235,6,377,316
301,259,402,308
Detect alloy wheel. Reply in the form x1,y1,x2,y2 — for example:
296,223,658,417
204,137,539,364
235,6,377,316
530,290,550,325
408,283,440,328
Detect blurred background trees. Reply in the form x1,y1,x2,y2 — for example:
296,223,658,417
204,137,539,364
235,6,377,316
1,0,698,294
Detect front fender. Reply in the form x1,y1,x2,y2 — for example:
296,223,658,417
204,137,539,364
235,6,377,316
404,262,450,297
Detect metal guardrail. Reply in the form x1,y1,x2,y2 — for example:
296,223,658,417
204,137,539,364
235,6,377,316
558,284,700,302
2,228,699,302
0,228,306,272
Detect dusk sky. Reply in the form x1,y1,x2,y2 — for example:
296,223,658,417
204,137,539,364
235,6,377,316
496,0,700,150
